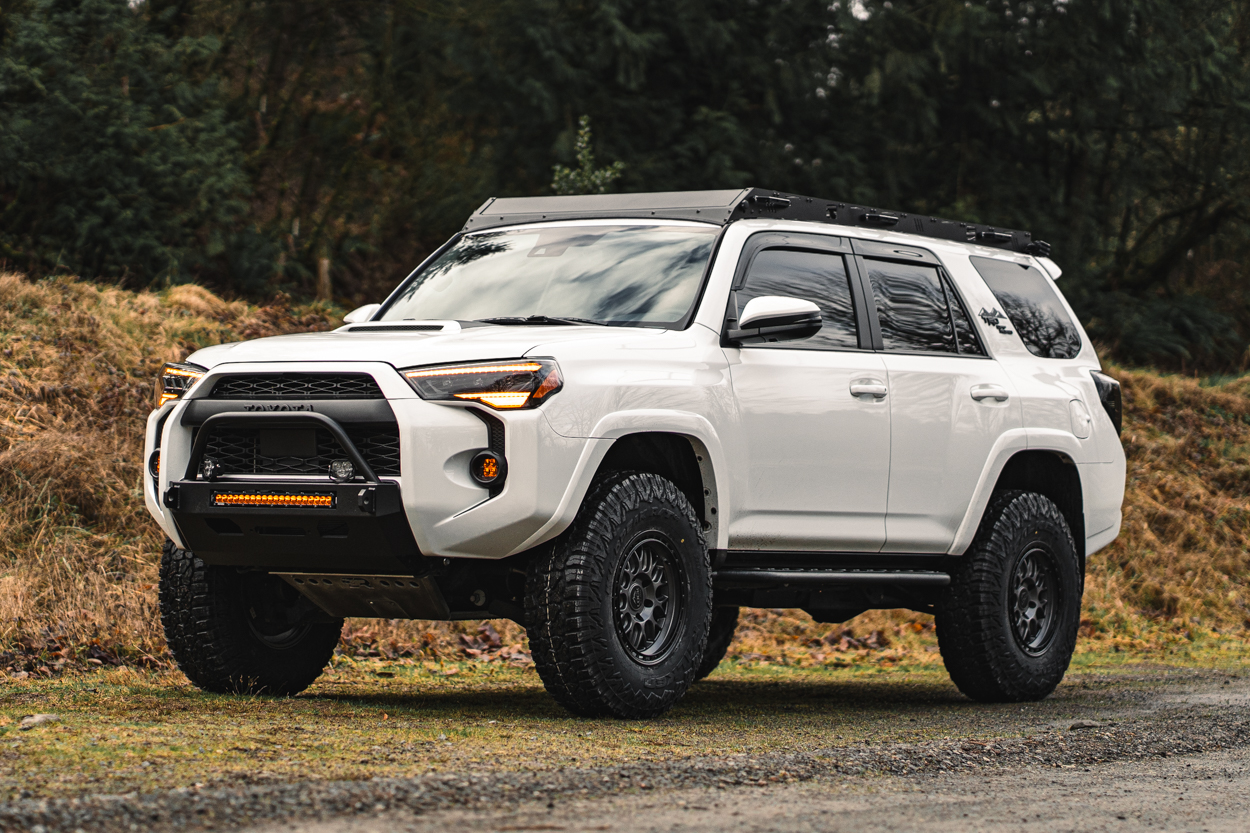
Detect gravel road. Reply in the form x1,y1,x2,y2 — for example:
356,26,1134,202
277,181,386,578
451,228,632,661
263,744,1250,833
4,668,1246,833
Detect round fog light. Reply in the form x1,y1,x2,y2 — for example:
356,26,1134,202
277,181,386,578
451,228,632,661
328,459,355,482
469,450,507,488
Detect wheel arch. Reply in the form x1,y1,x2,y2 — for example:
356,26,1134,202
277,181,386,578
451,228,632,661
508,414,729,557
593,431,721,545
992,450,1086,567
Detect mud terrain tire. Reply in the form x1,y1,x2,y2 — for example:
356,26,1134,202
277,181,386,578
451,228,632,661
525,472,713,719
936,490,1081,702
159,539,342,696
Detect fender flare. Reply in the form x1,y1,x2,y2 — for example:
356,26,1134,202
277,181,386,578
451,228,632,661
947,428,1030,555
948,428,1088,555
509,410,731,555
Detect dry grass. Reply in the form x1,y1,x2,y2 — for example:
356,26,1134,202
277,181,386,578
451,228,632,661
0,272,1248,680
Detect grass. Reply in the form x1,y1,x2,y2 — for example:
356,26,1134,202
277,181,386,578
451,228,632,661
3,644,1248,803
0,270,1248,678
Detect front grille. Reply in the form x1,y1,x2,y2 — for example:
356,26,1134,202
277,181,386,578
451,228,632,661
208,373,383,400
203,425,401,477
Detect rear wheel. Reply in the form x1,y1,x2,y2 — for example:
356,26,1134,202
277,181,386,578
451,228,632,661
159,539,342,696
936,491,1081,702
695,606,739,681
525,472,712,718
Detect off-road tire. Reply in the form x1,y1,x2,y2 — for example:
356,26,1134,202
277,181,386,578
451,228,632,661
936,490,1081,702
525,471,713,719
695,606,740,681
159,539,342,696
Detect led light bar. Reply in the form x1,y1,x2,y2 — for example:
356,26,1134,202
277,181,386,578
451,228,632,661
212,492,335,509
404,362,544,379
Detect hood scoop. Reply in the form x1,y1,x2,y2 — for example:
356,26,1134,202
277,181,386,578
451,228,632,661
343,320,461,334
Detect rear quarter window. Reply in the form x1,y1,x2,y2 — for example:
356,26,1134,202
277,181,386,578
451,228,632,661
970,256,1082,359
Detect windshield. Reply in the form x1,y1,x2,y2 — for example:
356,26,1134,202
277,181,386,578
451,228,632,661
380,224,718,326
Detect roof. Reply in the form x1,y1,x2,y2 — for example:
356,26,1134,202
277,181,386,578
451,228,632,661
463,188,1050,256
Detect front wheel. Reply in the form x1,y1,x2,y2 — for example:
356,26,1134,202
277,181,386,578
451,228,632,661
159,539,343,696
525,472,713,719
936,490,1081,702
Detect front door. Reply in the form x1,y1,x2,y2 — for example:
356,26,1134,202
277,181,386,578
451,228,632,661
725,234,891,552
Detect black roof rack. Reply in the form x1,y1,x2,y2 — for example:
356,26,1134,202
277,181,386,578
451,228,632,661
463,187,1050,257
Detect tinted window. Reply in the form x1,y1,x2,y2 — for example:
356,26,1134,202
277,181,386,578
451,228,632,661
970,257,1082,359
865,261,957,353
736,249,858,350
381,225,716,327
946,276,986,356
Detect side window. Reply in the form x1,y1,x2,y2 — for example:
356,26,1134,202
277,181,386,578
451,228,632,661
945,276,986,356
864,260,957,353
970,256,1082,359
736,249,859,350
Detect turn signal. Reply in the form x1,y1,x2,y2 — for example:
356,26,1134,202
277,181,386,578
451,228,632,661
402,359,562,410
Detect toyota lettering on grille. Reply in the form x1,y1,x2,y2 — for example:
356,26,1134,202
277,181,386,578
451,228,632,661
241,403,315,412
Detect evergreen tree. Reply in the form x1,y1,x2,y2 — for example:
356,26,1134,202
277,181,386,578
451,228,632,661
0,0,248,287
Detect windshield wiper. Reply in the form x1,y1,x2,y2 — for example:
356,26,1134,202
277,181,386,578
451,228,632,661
477,315,607,327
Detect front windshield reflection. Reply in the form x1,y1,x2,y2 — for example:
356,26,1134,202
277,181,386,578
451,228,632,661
382,225,717,326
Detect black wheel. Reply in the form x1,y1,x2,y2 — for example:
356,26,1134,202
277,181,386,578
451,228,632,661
159,539,342,696
695,606,739,681
525,471,712,719
936,490,1081,702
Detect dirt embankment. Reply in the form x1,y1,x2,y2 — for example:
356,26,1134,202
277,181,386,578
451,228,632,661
0,272,1248,675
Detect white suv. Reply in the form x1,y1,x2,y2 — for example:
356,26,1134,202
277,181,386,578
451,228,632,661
145,189,1125,718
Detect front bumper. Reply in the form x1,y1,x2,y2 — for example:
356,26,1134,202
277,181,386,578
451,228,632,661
144,361,597,562
166,480,421,572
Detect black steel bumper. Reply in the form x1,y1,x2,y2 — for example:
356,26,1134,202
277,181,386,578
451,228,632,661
166,479,421,572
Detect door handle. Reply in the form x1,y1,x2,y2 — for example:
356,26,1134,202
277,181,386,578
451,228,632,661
850,382,888,399
971,384,1010,402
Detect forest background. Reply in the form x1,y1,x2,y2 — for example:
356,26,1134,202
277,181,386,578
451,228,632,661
3,0,1250,371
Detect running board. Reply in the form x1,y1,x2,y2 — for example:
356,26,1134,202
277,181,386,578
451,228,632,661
712,569,950,591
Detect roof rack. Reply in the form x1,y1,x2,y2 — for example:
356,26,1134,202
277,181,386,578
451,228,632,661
463,187,1050,257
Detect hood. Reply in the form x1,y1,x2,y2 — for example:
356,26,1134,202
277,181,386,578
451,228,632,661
186,323,652,369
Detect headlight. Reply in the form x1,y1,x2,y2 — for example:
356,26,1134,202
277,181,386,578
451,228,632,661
402,359,563,410
155,361,207,407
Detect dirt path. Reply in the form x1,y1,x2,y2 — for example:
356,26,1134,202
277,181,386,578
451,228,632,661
269,744,1250,833
4,667,1247,833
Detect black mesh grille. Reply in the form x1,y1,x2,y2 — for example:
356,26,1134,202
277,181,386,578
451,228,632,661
208,373,383,400
202,425,401,477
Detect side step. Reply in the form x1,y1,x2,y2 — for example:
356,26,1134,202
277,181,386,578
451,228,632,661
712,569,950,591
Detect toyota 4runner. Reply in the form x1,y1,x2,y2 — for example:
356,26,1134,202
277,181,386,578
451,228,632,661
145,189,1126,718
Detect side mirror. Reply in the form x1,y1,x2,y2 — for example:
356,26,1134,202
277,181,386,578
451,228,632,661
342,303,381,324
726,296,822,344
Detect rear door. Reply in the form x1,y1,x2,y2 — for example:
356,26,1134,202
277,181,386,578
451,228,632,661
852,240,1023,553
725,233,891,552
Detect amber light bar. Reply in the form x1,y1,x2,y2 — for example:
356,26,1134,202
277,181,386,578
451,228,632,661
212,492,335,509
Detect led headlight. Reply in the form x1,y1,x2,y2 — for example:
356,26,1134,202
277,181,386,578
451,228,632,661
155,361,207,408
402,359,562,410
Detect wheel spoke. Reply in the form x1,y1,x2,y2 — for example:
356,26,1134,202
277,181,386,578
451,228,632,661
1009,546,1060,655
612,535,683,662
